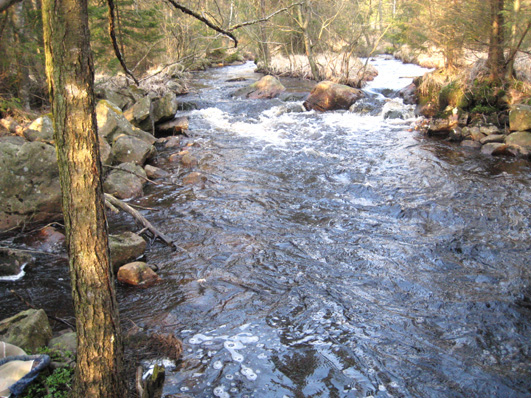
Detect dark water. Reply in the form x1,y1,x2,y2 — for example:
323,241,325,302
2,60,531,397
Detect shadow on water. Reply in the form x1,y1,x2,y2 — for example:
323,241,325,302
1,59,530,397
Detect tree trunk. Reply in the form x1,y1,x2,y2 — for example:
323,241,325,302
297,3,320,81
41,1,124,397
505,0,520,79
257,0,270,68
487,0,506,82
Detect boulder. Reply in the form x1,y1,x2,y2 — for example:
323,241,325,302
117,261,160,286
124,96,153,131
481,142,505,155
182,171,206,186
233,75,286,99
109,231,147,272
427,116,458,137
505,131,531,149
398,82,417,105
99,135,113,166
23,115,54,143
303,81,364,112
491,144,520,157
382,99,413,120
112,135,155,166
0,139,62,232
509,104,531,132
152,93,178,124
180,152,198,168
480,134,505,144
0,248,33,279
14,226,65,253
163,136,182,149
156,117,189,137
96,100,154,145
0,309,52,352
49,332,77,355
103,162,147,199
479,125,501,135
460,140,482,149
145,165,169,179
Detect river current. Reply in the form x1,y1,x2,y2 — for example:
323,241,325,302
2,58,531,397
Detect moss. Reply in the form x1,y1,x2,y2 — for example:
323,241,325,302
224,51,244,64
439,80,468,109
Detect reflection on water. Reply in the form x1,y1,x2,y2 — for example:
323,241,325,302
1,59,530,397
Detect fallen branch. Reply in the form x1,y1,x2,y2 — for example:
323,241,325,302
104,193,176,249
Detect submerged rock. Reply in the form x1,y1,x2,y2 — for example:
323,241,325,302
0,248,33,279
303,81,364,112
505,131,531,149
145,165,169,179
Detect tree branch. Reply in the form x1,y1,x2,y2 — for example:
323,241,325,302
107,0,139,85
0,0,22,13
228,2,303,31
104,193,176,249
165,0,238,47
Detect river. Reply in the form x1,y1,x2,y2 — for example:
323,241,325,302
2,58,531,397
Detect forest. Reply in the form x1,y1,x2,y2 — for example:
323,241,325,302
1,0,530,116
1,1,531,398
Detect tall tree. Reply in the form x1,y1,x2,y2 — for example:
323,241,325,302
487,0,506,81
41,0,124,397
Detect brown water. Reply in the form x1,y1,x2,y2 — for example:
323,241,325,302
1,59,530,398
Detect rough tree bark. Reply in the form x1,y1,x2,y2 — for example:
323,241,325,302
41,0,124,397
487,0,506,82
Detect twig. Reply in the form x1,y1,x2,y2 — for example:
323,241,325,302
9,289,75,330
165,0,238,47
228,2,303,31
107,0,139,85
0,246,67,259
104,193,176,249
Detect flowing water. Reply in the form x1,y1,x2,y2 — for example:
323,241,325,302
2,58,531,397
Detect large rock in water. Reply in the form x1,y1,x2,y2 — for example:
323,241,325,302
509,104,531,132
96,99,155,145
111,135,155,165
0,309,52,352
505,131,531,149
303,81,364,112
233,75,286,99
152,92,178,123
117,261,160,286
0,248,33,279
123,96,153,131
109,231,147,272
0,138,62,232
103,162,147,199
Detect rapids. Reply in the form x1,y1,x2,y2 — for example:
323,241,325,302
2,58,530,397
